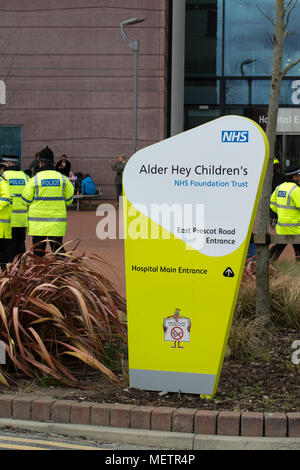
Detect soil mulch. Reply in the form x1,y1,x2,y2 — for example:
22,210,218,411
0,328,299,413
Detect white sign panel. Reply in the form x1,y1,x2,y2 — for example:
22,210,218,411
124,115,267,257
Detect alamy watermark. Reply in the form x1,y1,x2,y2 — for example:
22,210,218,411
0,80,6,104
0,340,5,364
96,197,205,250
291,340,300,365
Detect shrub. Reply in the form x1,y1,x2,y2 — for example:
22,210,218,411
0,250,127,387
227,317,267,361
228,260,300,360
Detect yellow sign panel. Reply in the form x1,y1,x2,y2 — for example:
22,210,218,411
123,116,269,396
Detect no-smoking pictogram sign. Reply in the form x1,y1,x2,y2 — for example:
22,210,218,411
171,326,184,341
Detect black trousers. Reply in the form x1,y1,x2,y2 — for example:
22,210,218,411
32,236,65,257
11,227,27,257
0,238,14,270
116,184,123,201
270,244,300,261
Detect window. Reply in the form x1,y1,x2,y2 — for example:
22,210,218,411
185,0,223,78
0,126,22,165
184,108,220,130
224,0,274,76
184,0,300,134
185,79,220,105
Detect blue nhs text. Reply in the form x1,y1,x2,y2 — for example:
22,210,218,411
222,131,249,142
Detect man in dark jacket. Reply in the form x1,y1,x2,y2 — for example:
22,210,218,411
55,154,71,177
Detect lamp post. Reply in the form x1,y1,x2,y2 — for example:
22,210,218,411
240,59,257,105
120,18,145,155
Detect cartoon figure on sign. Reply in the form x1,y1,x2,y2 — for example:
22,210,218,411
163,308,191,349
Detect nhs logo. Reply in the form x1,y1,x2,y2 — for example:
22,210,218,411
222,131,249,143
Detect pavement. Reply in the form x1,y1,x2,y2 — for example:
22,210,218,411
0,427,167,451
0,419,300,450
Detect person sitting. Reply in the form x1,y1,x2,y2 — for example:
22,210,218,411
68,171,77,186
81,174,97,195
74,172,83,194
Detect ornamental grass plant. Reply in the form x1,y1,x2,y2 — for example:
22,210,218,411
228,260,300,360
0,250,127,387
0,248,298,387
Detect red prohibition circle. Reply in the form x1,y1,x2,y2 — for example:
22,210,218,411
171,326,184,340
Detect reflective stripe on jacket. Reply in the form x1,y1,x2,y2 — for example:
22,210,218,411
21,169,74,237
0,176,12,239
270,182,300,235
4,169,29,228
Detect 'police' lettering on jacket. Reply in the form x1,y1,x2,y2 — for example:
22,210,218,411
41,179,61,187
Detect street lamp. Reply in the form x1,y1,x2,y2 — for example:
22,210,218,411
120,17,145,155
240,58,257,76
240,59,257,105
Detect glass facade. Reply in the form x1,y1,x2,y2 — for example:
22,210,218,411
0,126,22,165
224,0,274,77
184,0,300,168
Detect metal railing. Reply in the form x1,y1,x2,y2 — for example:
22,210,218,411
253,234,300,244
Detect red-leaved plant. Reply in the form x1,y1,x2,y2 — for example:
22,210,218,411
0,249,127,387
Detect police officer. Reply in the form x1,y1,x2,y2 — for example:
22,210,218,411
269,166,300,262
22,146,74,257
270,158,285,227
0,158,12,270
2,154,29,258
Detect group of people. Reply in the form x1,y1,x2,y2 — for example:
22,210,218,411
0,149,128,271
0,147,74,270
28,152,98,196
28,152,71,177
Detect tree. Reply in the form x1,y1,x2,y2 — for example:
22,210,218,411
256,0,300,323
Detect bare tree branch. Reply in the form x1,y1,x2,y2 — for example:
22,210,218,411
285,0,296,11
256,3,275,26
284,0,298,29
282,56,300,75
267,31,275,45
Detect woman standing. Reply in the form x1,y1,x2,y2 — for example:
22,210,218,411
109,155,127,206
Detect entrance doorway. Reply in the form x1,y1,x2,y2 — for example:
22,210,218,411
275,134,300,171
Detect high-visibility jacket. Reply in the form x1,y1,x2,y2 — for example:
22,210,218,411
21,169,74,237
270,182,300,235
4,169,29,228
0,176,12,239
